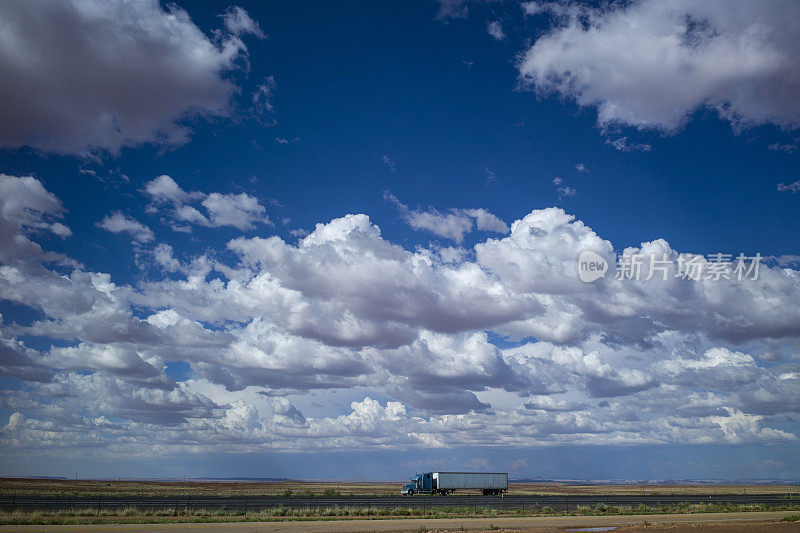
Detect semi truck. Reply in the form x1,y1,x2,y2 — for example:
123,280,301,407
400,472,508,495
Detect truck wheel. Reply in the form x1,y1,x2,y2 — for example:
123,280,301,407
408,489,414,495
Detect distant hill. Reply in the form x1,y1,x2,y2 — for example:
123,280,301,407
189,477,290,482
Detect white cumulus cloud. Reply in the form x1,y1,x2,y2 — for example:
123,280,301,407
519,0,800,132
97,212,154,243
222,5,266,38
0,0,262,155
385,193,509,243
143,175,270,231
1,176,799,459
0,174,71,262
488,21,506,41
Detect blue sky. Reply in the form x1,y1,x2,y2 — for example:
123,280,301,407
0,0,799,481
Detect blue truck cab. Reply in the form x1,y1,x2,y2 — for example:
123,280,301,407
400,482,416,495
400,472,433,495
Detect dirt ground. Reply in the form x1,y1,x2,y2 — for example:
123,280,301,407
1,478,796,497
2,511,798,532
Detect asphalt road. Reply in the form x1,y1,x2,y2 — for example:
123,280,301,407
2,511,799,532
1,493,797,512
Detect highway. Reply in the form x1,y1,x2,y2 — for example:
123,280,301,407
2,511,800,533
1,493,797,512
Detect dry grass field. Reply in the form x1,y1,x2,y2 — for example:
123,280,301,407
0,506,797,528
511,482,797,496
0,478,795,498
